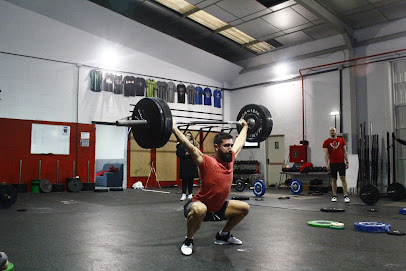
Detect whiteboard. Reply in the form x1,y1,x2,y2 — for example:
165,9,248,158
31,124,70,155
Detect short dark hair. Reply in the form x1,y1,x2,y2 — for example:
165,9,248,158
214,132,233,146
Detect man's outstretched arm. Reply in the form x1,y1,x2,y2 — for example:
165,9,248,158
232,119,248,159
172,119,204,167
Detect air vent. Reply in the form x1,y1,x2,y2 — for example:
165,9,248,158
264,38,283,48
255,0,288,8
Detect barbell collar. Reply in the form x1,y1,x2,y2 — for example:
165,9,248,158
116,120,148,126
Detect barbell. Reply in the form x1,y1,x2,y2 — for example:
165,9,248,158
359,183,405,205
116,98,273,149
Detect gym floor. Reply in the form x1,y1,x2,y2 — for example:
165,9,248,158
1,188,406,271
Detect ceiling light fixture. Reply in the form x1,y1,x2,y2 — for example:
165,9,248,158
154,0,275,54
188,10,228,30
155,0,195,14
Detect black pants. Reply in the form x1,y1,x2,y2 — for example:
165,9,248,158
182,176,194,194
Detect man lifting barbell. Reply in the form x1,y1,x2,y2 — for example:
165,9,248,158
172,118,250,256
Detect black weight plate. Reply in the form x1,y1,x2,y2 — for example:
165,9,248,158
52,184,65,192
387,183,406,201
236,104,273,142
94,188,109,192
387,230,405,236
360,184,380,205
81,183,95,191
234,179,246,192
0,184,18,208
154,98,173,148
67,179,83,192
39,179,52,193
132,98,172,149
231,196,250,200
110,187,124,191
12,184,27,193
320,208,345,212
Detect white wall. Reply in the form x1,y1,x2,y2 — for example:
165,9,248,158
3,0,242,83
0,0,225,122
226,51,354,181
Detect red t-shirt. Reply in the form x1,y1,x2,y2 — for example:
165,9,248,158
323,137,346,163
192,152,235,212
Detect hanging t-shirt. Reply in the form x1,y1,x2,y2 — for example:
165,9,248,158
177,84,187,103
123,75,136,97
135,77,146,96
167,81,176,103
103,73,114,92
90,69,102,92
186,85,196,105
204,87,212,106
195,86,203,105
113,75,123,94
157,81,168,100
146,79,157,97
213,89,222,108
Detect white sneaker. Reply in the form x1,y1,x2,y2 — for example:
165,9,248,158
188,194,193,199
181,238,194,256
215,232,242,245
180,194,187,201
331,196,338,202
344,196,350,203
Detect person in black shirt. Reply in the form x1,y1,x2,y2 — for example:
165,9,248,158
176,132,199,201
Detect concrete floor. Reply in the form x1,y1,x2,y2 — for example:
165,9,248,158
1,187,406,271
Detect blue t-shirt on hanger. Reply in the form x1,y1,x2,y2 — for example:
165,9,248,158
204,87,212,106
195,86,203,105
213,89,222,108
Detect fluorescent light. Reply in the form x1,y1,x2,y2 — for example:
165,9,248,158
246,41,275,54
155,0,195,14
188,10,228,30
330,111,340,116
154,0,275,53
220,27,256,45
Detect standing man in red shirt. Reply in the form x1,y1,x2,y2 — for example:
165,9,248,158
323,127,350,203
172,119,249,256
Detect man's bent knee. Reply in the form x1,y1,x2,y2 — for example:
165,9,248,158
189,202,207,217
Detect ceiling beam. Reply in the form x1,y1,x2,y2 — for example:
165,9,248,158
295,0,354,42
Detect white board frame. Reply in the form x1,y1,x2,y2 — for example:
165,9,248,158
31,123,70,155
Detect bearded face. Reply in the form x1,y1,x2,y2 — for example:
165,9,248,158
216,139,233,162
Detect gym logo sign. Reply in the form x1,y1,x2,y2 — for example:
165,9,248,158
330,141,340,150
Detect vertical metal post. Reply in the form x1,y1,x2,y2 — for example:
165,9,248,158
56,160,59,184
39,160,41,179
87,161,90,183
19,160,22,184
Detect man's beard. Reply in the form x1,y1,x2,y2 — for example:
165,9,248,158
219,151,232,162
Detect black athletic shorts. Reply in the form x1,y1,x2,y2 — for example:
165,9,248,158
330,162,346,179
183,200,229,222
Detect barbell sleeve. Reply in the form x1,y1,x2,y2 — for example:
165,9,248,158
116,120,148,126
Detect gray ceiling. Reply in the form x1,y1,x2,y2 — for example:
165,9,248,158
88,0,406,64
